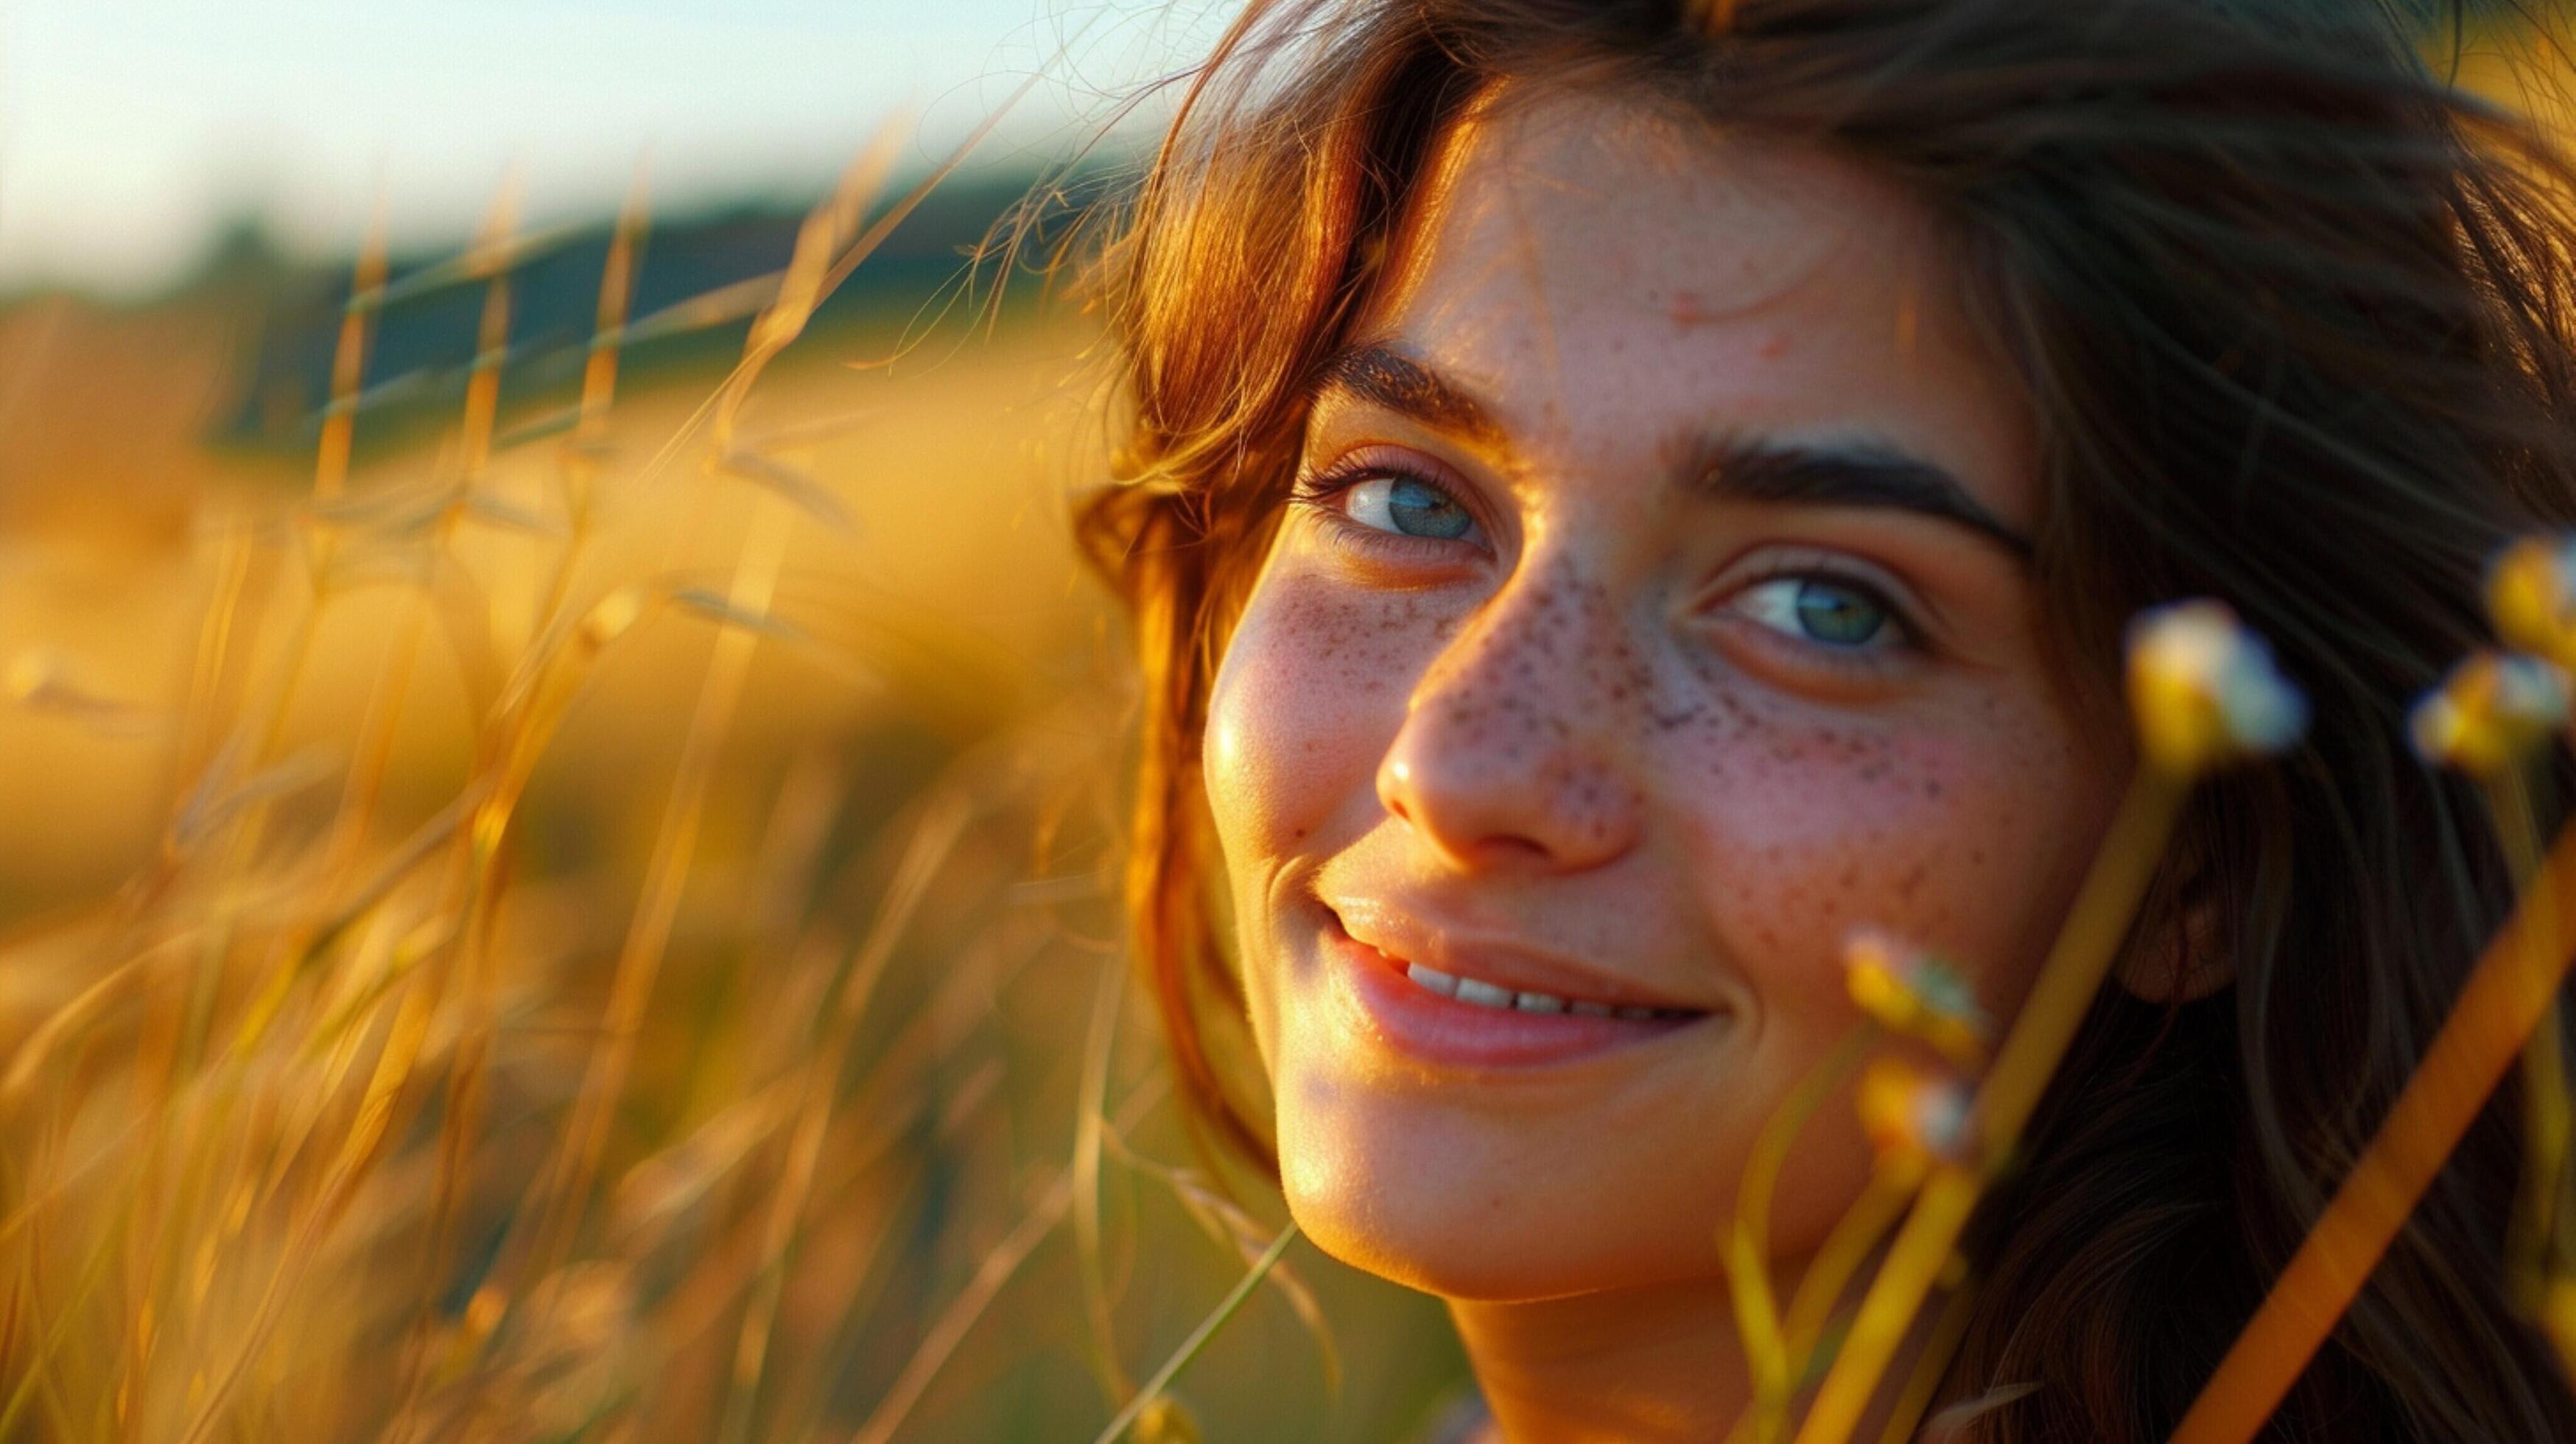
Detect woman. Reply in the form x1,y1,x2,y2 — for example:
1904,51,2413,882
1072,0,2576,1437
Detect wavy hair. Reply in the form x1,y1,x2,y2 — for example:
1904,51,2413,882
1072,1,2576,1435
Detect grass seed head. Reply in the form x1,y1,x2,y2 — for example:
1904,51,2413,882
1136,1395,1204,1444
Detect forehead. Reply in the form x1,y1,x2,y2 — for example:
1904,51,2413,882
1352,83,2038,527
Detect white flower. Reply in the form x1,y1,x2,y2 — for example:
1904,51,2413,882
1857,1058,1975,1171
1842,930,1987,1067
2409,651,2569,777
2126,600,2308,776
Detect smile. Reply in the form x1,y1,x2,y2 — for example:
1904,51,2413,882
1321,911,1713,1070
1395,961,1695,1020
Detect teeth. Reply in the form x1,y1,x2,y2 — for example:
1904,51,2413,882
1405,963,1459,997
1453,976,1517,1009
1391,959,1687,1020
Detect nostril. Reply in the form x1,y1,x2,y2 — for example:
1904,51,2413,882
1375,752,1418,822
1476,833,1556,866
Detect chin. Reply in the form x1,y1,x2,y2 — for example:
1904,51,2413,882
1273,1082,1723,1303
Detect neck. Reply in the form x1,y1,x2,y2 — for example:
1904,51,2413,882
1447,1261,1941,1443
1448,1276,1747,1443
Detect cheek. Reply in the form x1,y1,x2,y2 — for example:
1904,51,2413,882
1663,690,2109,1257
1674,689,2107,1023
1204,566,1445,866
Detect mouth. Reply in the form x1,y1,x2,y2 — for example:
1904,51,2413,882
1319,908,1715,1070
1389,956,1697,1020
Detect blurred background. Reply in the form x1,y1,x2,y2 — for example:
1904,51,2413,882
0,3,2565,1440
0,2,1473,1439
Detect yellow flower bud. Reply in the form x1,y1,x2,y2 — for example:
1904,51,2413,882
2408,651,2569,777
2488,536,2576,673
1843,930,1989,1068
1856,1057,1975,1173
2126,600,2307,776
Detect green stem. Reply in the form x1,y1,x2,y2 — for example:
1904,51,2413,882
1092,1219,1302,1444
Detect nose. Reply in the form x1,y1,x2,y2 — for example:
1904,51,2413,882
1374,571,1646,873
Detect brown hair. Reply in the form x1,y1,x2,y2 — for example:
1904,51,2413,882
1072,0,2576,1436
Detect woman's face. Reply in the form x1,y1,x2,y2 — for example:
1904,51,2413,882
1203,84,2126,1301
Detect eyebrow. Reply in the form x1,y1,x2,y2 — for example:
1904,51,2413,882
1688,434,2035,560
1311,340,2035,560
1310,342,1508,449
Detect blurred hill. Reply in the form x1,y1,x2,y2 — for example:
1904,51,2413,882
0,156,1129,916
208,162,1112,458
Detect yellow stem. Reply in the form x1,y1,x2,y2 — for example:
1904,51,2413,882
519,496,793,1282
2485,769,2572,1314
2172,811,2576,1443
312,206,387,507
1797,768,2189,1444
1875,1283,1976,1444
1731,1026,1878,1433
1784,1167,1920,1371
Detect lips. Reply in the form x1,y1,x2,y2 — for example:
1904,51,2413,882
1324,892,1714,1015
1394,959,1696,1020
1320,908,1711,1070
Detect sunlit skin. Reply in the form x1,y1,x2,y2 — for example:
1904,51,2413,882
1201,83,2130,1440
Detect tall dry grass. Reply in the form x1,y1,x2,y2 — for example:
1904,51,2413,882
0,117,1466,1442
22,25,2576,1444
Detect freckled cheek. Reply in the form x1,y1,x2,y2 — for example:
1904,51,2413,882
1203,572,1446,863
1680,723,2094,1022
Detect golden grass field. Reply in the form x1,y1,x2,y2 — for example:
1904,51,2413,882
10,25,2576,1443
0,157,1470,1441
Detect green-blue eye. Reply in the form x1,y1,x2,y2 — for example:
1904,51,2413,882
1738,575,1898,649
1344,474,1480,542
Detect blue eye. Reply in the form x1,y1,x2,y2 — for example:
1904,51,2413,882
1344,474,1481,542
1736,575,1898,649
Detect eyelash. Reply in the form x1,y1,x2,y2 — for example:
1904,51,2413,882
1717,555,1926,673
1287,455,1492,561
1290,455,1929,669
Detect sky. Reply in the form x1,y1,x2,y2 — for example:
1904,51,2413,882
0,0,1241,295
